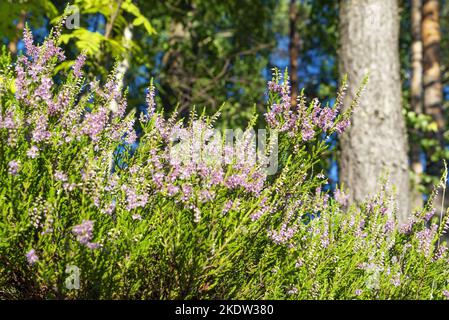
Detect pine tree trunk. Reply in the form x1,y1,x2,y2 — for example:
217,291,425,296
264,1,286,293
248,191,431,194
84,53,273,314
422,0,444,175
289,0,299,107
339,0,411,223
411,0,424,209
422,0,446,212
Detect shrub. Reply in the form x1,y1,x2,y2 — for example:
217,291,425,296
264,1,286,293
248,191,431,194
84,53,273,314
1,25,449,300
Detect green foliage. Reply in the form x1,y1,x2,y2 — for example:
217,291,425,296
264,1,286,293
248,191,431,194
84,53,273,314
55,0,155,78
0,0,58,41
135,0,277,126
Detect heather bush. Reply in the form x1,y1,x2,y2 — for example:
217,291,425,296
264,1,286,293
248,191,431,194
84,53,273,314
1,26,449,300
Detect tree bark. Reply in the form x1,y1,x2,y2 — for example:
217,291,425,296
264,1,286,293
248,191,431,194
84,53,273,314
116,24,133,92
411,0,424,209
8,11,26,55
339,0,411,223
422,0,444,176
412,0,424,115
289,0,300,107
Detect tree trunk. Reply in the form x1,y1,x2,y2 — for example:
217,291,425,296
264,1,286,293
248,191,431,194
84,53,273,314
411,0,424,209
116,24,133,92
422,0,446,212
411,0,424,116
289,0,299,107
339,0,410,223
8,11,26,55
422,0,444,176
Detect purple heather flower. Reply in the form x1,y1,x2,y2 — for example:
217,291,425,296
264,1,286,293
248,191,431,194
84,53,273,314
166,184,180,197
295,258,304,268
225,174,246,189
54,170,68,182
102,201,116,215
301,121,314,141
443,290,449,299
334,188,349,207
42,39,65,63
86,242,101,249
32,116,51,143
322,193,330,208
222,200,234,214
424,208,436,222
264,75,300,132
210,169,225,185
399,217,416,235
268,223,297,245
354,289,363,296
73,53,86,78
267,80,283,94
317,173,326,179
27,145,39,158
49,87,71,115
250,197,270,221
199,189,214,203
26,249,39,265
23,27,39,59
434,244,448,261
8,160,20,175
125,127,137,144
34,75,53,105
72,220,95,245
390,273,401,287
384,219,396,233
312,101,337,133
146,84,156,118
287,287,298,295
320,231,330,248
14,57,29,101
335,119,350,134
181,184,193,202
153,172,165,188
264,111,279,128
415,224,438,257
1,111,16,130
63,182,77,191
128,165,140,175
80,107,108,142
123,186,148,210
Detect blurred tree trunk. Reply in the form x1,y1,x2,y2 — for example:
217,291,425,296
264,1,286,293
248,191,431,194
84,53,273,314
339,0,411,223
8,11,26,55
422,0,447,213
289,0,299,107
116,24,133,92
422,0,444,176
411,0,424,209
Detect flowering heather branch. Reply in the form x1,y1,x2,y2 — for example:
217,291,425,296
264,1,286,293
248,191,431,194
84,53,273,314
72,220,99,249
73,52,86,78
25,249,39,265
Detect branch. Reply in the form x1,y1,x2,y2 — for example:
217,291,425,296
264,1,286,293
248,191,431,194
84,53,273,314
104,0,124,39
